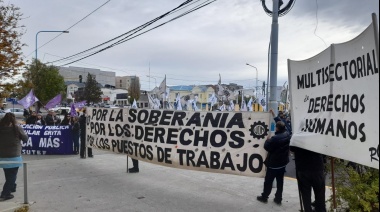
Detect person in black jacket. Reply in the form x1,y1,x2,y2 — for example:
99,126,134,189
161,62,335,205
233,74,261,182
79,109,93,158
257,121,291,205
290,146,326,212
25,111,37,124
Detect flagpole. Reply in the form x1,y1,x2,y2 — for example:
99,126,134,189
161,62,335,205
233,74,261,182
164,75,166,109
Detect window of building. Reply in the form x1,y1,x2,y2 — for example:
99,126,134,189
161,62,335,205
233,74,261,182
145,103,148,107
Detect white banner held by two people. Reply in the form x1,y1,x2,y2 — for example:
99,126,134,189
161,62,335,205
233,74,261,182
85,108,271,178
288,14,379,169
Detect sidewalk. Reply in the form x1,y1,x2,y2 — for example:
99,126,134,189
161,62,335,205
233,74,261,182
0,150,331,212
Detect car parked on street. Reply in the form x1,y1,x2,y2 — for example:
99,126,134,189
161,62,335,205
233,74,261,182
4,108,24,118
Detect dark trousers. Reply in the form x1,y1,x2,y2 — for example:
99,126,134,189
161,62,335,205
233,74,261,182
80,134,93,157
73,133,79,153
131,159,139,170
80,133,86,157
2,167,19,196
261,167,286,200
297,170,326,212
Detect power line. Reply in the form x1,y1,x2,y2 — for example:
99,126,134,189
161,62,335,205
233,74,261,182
49,0,196,65
51,0,217,66
313,0,328,47
26,0,111,58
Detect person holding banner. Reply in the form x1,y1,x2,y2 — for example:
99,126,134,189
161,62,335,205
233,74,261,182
290,146,326,212
79,109,93,158
257,121,291,205
35,114,46,125
0,113,28,201
269,109,292,135
71,117,80,154
45,110,60,126
25,111,38,124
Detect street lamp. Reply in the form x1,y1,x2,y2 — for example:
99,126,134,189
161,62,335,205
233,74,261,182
35,30,69,60
246,63,258,94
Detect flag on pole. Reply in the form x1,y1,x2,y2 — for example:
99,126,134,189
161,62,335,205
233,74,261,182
158,75,166,94
18,89,39,109
74,100,86,109
247,97,253,111
132,99,138,109
45,94,62,110
240,99,247,111
208,92,218,105
228,100,234,111
257,93,267,112
191,96,199,111
174,93,182,110
219,104,226,111
70,103,77,117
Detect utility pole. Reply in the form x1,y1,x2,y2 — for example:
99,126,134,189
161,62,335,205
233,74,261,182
260,0,295,128
269,0,279,119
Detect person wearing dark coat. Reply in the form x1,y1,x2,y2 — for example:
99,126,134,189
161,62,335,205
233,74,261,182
71,117,80,154
60,115,71,126
79,109,93,158
290,146,326,212
257,121,291,205
45,110,60,126
25,111,37,124
35,114,46,125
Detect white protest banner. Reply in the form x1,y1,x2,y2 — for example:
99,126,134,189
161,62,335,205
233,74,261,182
288,16,379,169
85,108,271,178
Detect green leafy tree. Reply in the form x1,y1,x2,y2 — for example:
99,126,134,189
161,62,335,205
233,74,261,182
76,73,102,104
0,0,25,105
0,0,25,77
329,160,379,211
17,59,66,104
128,77,140,103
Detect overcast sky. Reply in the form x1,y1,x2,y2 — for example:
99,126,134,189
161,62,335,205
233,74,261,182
7,0,379,91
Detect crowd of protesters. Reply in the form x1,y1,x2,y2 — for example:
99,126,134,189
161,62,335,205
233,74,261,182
19,108,90,157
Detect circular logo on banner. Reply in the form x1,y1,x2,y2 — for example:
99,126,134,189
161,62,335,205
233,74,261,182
250,121,269,140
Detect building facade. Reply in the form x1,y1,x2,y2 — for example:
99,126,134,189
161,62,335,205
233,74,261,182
115,76,140,90
59,66,116,87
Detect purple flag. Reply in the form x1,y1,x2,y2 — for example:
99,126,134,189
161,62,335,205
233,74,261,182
45,94,62,110
74,100,86,109
18,89,39,109
70,103,77,117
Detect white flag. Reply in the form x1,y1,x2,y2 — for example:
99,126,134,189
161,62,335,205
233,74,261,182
219,104,226,111
175,93,182,110
153,98,161,109
240,99,247,111
247,97,253,111
257,93,267,112
132,99,138,109
158,75,166,94
228,100,234,111
208,93,218,105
